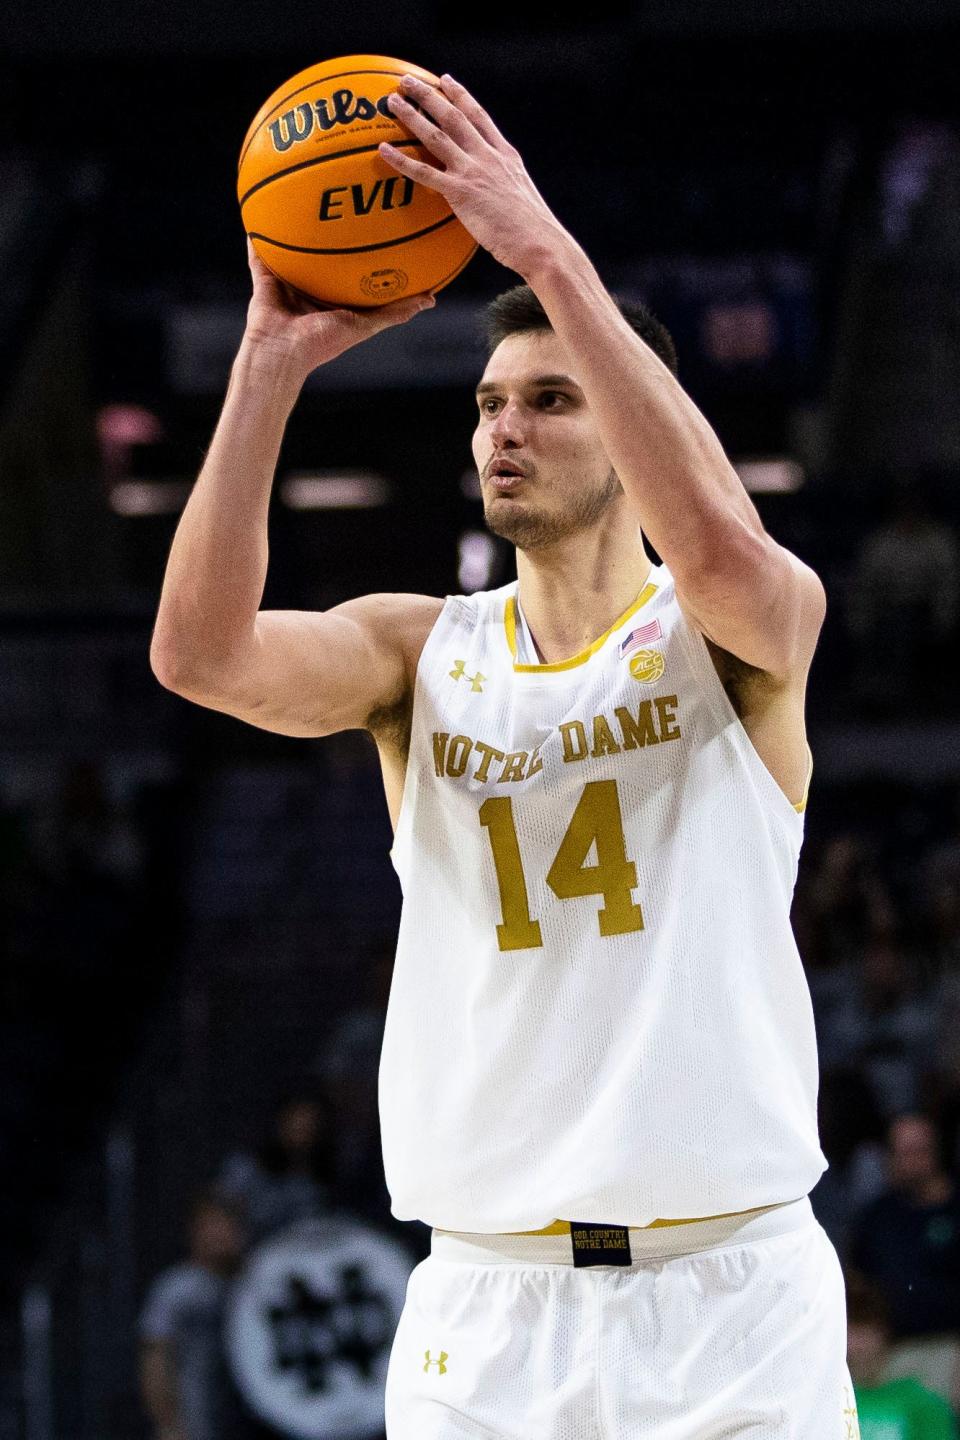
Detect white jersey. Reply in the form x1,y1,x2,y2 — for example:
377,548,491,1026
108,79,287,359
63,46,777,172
380,562,826,1232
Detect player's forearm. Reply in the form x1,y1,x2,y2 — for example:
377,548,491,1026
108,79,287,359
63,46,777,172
138,1347,182,1433
150,340,303,683
524,240,767,584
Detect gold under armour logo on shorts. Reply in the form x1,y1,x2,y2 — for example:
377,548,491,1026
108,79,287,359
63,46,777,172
423,1349,448,1374
842,1383,860,1438
449,659,486,693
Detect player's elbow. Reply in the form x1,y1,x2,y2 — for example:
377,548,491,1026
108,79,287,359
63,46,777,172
149,629,200,691
149,643,234,700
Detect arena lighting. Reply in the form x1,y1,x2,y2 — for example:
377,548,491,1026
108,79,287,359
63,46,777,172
733,458,805,494
458,530,498,591
280,473,392,510
109,480,191,516
97,403,164,480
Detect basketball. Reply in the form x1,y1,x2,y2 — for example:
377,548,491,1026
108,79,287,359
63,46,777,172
237,54,478,308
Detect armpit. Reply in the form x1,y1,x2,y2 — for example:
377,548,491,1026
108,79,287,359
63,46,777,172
367,685,413,765
701,634,772,719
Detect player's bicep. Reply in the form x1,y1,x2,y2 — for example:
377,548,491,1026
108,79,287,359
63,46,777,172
163,593,434,739
675,536,826,682
246,603,402,736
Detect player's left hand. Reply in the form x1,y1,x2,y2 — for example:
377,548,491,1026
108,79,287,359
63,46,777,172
379,73,568,280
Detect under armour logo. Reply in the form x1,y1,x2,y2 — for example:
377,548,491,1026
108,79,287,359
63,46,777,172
449,659,485,693
423,1349,448,1374
842,1383,860,1438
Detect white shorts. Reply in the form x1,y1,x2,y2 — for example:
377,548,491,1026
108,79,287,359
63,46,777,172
384,1197,860,1439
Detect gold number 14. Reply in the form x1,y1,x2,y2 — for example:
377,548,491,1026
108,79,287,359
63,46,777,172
478,779,644,952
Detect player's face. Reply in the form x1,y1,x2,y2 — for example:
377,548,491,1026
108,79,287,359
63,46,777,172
191,1207,246,1270
277,1100,323,1154
471,330,621,551
888,1115,939,1188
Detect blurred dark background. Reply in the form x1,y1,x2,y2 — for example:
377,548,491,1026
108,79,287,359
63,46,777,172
3,3,960,1438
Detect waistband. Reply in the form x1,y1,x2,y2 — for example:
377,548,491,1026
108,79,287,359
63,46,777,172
431,1197,814,1266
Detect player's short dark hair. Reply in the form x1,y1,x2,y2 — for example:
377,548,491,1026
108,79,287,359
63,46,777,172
484,283,679,379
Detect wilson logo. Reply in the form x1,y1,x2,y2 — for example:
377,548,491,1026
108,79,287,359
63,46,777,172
269,89,395,154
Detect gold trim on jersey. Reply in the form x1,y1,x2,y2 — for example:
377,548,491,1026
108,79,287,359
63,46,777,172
792,743,814,813
504,582,660,673
505,1203,785,1235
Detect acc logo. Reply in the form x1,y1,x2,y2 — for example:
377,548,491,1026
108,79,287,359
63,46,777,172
629,649,665,684
360,268,409,300
423,1349,448,1374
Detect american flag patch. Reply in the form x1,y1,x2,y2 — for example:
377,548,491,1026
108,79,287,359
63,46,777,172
619,618,662,657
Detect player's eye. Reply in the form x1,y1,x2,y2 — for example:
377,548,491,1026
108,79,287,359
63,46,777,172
539,391,566,408
480,397,502,414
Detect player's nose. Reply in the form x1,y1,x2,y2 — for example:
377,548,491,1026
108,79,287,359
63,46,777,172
488,399,524,445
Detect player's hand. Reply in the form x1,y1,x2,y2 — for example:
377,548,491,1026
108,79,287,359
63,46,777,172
241,237,436,380
378,74,569,278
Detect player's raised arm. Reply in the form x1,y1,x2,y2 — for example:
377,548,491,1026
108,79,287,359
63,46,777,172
149,242,438,737
518,248,827,683
379,73,825,683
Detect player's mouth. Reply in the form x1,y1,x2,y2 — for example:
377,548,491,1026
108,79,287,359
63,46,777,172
485,456,530,491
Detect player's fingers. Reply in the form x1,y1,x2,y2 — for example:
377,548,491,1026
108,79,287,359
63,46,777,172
437,73,513,152
378,142,451,194
246,235,272,279
366,292,437,332
318,293,436,341
397,74,480,153
387,91,461,164
246,238,296,305
281,279,324,314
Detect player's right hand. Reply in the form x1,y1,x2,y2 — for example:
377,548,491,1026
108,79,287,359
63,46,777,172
241,237,435,381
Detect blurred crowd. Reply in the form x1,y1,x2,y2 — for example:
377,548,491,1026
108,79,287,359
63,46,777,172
138,1073,417,1440
0,757,179,1302
795,794,960,1430
841,482,959,715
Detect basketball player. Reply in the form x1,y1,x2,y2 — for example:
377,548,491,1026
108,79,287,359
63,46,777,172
151,73,859,1438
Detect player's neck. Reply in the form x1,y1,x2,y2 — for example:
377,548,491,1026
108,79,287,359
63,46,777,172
514,526,653,666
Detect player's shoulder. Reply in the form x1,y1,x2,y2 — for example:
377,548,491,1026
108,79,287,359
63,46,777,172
329,591,445,660
339,585,519,676
399,579,521,640
448,578,518,619
339,590,446,627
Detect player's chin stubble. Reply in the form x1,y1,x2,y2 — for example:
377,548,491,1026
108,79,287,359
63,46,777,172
482,467,622,551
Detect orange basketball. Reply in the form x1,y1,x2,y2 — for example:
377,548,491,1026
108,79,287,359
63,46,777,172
237,54,478,308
